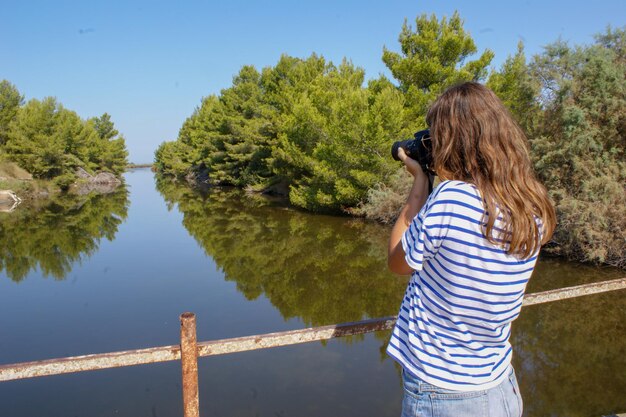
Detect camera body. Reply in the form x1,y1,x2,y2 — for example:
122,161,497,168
391,129,434,174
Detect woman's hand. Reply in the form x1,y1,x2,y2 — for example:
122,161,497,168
397,147,427,180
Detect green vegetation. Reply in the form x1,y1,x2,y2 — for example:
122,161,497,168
126,163,154,169
156,56,408,212
155,13,625,268
0,80,128,191
155,13,490,214
382,12,493,122
525,30,626,267
0,186,129,282
484,28,626,267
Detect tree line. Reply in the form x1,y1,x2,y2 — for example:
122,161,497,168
155,12,625,268
0,82,128,190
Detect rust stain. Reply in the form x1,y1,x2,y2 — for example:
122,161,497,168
180,313,200,417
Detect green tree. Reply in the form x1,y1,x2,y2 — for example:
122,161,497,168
154,140,193,177
4,98,128,182
158,66,280,187
487,42,541,133
260,54,330,188
530,29,626,267
206,65,277,186
90,113,129,174
382,11,494,121
5,97,71,178
0,80,23,146
155,53,408,211
595,25,626,64
93,112,118,140
273,61,408,211
361,12,493,221
0,79,129,192
3,95,129,182
160,95,226,178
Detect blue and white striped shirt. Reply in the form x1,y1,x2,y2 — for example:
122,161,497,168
387,180,539,391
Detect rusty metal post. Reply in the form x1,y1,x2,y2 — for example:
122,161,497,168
180,312,200,417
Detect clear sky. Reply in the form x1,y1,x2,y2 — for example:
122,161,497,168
2,0,624,163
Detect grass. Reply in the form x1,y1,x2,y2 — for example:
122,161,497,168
0,160,33,180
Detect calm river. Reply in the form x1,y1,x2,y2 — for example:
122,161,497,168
0,169,624,417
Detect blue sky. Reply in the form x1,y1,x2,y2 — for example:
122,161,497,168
2,0,624,163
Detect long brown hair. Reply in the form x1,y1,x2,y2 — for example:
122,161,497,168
426,82,555,258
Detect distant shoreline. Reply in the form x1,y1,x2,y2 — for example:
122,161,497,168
126,163,154,169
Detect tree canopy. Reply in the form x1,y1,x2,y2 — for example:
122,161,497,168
155,12,497,211
155,54,412,211
528,31,626,266
382,12,494,121
0,80,23,146
0,83,129,189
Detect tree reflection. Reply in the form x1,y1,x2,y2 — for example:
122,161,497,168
512,290,626,417
156,177,407,327
0,188,129,282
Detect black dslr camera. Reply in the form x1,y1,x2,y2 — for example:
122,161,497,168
391,129,435,175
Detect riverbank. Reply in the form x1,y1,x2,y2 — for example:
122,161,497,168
0,161,50,203
167,173,626,270
0,160,123,208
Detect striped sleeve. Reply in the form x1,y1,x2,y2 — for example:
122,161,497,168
401,183,450,271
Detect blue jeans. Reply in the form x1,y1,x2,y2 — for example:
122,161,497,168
401,367,523,417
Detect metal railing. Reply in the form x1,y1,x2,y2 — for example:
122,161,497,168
1,277,625,417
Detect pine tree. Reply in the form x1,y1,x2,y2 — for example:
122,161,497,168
382,11,494,122
487,42,541,134
0,80,23,146
5,98,128,181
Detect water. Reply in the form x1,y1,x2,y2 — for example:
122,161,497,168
0,169,624,417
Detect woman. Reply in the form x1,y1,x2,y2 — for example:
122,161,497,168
387,82,555,417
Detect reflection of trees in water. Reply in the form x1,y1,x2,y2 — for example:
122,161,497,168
157,177,407,328
512,290,626,417
527,257,625,293
516,256,626,415
0,188,129,282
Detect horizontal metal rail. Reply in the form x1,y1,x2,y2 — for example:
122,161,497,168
522,277,626,306
1,277,625,383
